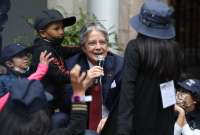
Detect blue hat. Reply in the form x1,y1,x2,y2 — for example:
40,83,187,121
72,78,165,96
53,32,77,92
0,43,31,63
178,79,200,96
9,78,53,112
34,9,76,31
129,0,175,39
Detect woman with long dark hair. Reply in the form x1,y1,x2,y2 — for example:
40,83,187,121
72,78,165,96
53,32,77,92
116,1,182,135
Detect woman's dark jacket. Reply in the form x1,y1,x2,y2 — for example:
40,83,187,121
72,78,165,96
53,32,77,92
102,40,180,135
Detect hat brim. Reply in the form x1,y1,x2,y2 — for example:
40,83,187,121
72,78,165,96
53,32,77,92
129,15,175,39
62,16,76,27
178,82,193,92
0,46,33,63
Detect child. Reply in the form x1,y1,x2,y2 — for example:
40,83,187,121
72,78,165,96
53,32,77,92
0,64,104,135
30,9,81,113
0,43,53,96
174,79,200,135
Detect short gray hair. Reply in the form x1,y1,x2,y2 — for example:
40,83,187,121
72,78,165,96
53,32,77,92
79,22,108,46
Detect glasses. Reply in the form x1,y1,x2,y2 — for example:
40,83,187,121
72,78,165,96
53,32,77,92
86,40,107,47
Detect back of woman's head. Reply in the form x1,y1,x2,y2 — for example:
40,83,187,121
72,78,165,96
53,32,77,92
0,100,51,135
136,35,183,80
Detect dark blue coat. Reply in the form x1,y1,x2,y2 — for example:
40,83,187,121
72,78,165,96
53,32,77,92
0,70,20,96
65,51,123,111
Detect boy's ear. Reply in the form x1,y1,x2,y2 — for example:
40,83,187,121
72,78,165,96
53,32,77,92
38,30,47,38
5,61,14,68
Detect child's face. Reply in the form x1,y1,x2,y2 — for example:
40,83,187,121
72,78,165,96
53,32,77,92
12,55,29,70
39,22,64,40
7,53,30,71
176,90,197,113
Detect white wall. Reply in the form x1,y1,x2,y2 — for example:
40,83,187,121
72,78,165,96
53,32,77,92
88,0,119,44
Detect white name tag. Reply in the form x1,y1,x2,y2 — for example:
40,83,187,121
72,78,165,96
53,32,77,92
160,80,176,108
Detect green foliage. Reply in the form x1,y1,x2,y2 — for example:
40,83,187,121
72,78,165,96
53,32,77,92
62,9,96,46
62,9,125,53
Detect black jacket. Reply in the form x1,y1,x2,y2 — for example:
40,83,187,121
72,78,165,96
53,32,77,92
186,110,200,129
102,40,177,135
30,38,81,112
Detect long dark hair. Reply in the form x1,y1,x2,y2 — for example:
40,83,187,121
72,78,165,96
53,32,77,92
0,100,51,135
136,34,183,80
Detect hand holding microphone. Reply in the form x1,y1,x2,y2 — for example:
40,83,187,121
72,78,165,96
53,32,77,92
94,55,105,85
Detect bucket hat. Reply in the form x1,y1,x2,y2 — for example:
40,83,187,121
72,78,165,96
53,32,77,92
129,0,175,39
33,9,76,31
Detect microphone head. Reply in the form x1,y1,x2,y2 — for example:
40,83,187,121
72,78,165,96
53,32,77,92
96,55,105,67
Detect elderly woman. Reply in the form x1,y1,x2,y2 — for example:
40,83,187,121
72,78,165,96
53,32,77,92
65,22,123,134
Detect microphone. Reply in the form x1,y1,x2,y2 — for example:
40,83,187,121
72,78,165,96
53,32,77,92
94,55,105,85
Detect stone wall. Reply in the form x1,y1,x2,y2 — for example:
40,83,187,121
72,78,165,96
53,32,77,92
48,0,145,50
48,0,87,18
48,0,143,47
118,0,144,49
2,0,47,46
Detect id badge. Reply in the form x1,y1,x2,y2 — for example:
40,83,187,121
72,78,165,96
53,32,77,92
160,80,176,108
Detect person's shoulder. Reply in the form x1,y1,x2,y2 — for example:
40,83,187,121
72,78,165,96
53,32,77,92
65,53,82,69
66,53,82,62
127,39,138,48
0,74,9,81
33,38,52,47
107,52,123,62
32,38,54,53
0,74,15,94
0,70,16,80
124,39,141,56
106,52,123,71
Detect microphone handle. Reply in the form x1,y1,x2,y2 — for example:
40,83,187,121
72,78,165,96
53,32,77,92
94,76,102,85
95,56,104,85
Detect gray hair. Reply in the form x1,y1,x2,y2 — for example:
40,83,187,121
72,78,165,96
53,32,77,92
79,22,109,46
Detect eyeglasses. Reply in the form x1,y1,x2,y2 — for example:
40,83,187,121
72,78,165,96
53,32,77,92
86,40,107,47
